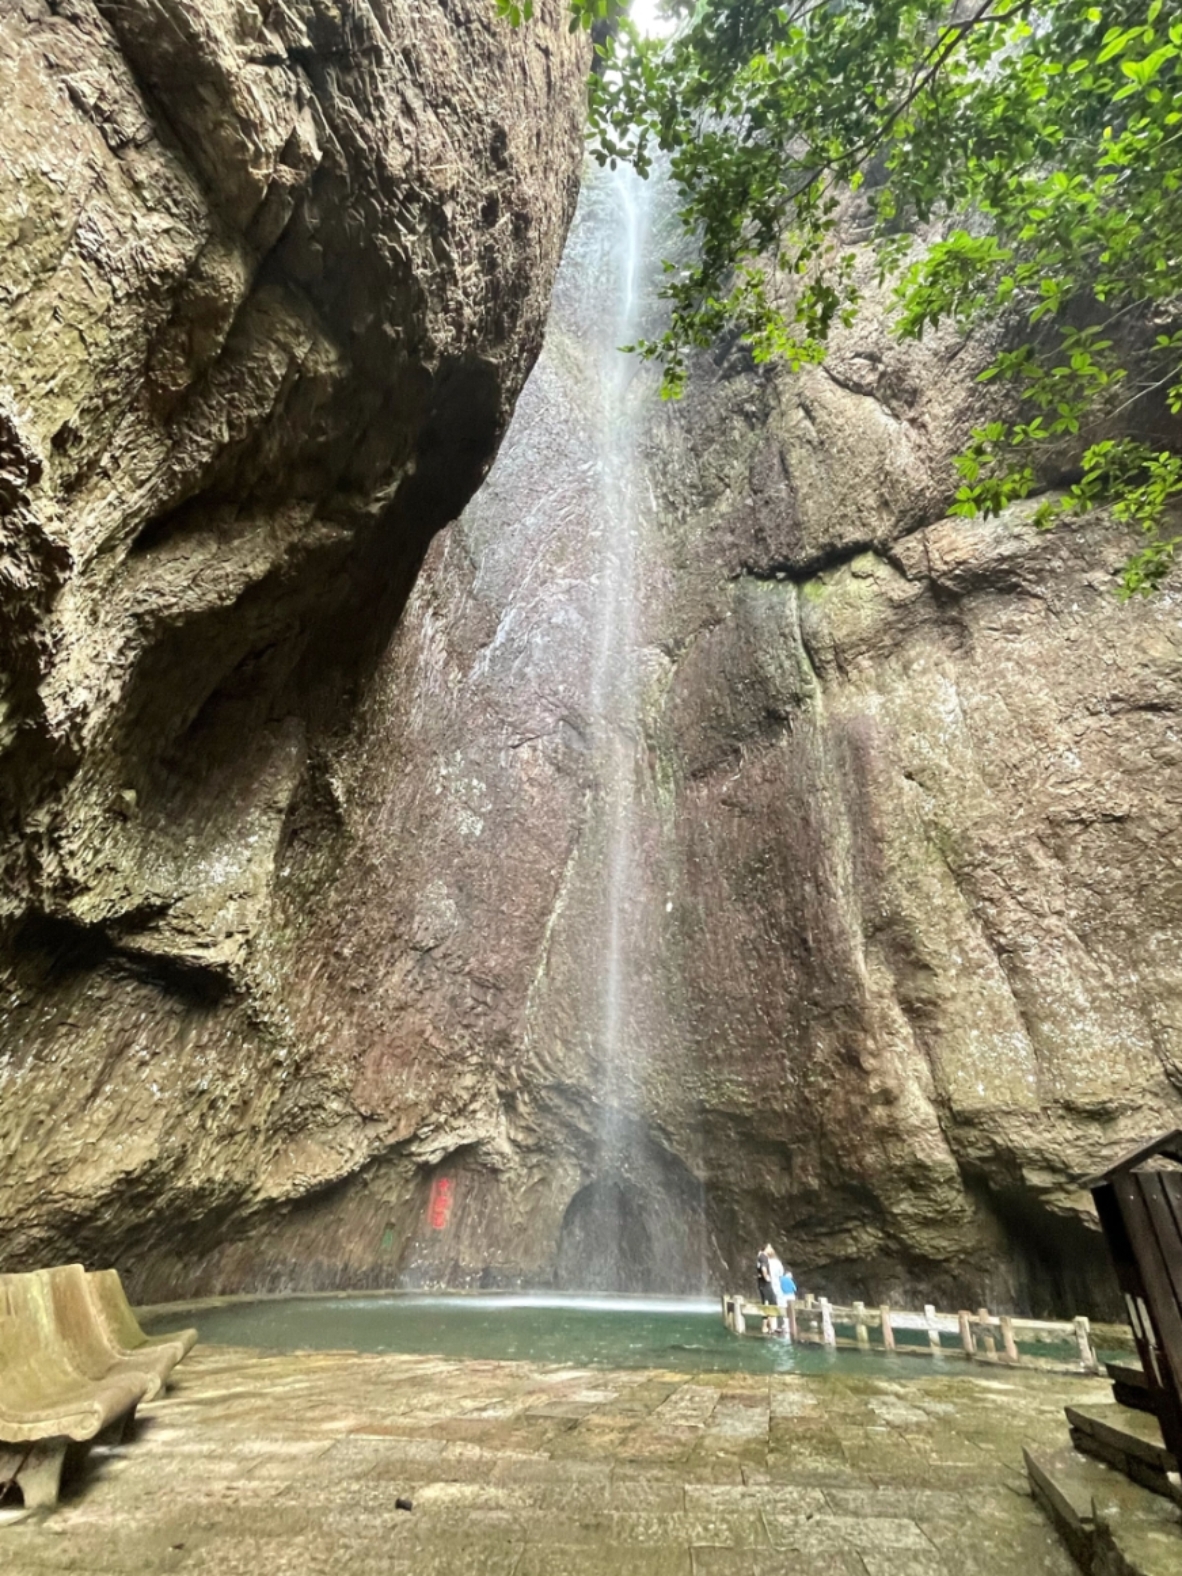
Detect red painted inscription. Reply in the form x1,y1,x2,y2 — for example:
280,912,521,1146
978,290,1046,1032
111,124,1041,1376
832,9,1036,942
427,1177,453,1230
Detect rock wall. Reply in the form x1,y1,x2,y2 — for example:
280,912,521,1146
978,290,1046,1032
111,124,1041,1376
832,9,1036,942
161,164,1177,1318
0,0,588,1283
2,8,1178,1317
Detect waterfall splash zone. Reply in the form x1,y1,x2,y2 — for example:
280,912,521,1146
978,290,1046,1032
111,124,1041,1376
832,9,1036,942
143,1293,952,1377
586,163,650,1209
549,160,715,1297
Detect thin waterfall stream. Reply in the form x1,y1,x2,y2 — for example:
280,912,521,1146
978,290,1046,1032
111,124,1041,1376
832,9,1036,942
389,155,721,1296
588,165,649,1211
544,163,716,1295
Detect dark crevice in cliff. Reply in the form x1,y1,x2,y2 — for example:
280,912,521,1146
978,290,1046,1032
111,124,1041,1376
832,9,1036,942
733,535,892,586
963,1171,1121,1321
111,360,505,842
395,355,504,530
128,497,206,557
294,353,506,714
9,913,235,1006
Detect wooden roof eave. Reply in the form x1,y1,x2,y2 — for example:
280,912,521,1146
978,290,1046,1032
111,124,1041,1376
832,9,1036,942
1081,1129,1182,1190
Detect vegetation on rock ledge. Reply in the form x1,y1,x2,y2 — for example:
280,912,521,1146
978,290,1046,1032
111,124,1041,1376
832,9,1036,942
505,0,1182,594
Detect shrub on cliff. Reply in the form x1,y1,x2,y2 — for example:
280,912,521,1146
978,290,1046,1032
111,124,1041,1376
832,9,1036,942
510,0,1182,594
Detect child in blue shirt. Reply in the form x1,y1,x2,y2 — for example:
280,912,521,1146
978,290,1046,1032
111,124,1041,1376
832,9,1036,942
779,1269,797,1340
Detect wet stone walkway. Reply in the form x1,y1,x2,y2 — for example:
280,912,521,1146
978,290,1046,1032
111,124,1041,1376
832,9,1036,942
0,1347,1105,1574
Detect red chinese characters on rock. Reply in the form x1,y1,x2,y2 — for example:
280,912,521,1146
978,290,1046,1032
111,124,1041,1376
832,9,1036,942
427,1177,454,1230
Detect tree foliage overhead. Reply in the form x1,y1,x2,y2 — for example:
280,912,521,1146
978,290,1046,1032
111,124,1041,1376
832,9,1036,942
505,0,1182,595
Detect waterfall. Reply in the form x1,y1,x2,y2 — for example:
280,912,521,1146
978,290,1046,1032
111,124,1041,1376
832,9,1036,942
441,155,719,1294
547,164,714,1295
588,166,648,1174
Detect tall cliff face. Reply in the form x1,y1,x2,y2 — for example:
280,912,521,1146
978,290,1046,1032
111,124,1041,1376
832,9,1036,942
2,12,1178,1316
0,0,588,1280
160,165,1176,1318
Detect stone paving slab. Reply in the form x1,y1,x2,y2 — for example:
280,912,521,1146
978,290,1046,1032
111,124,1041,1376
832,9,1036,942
1026,1441,1182,1575
0,1346,1109,1574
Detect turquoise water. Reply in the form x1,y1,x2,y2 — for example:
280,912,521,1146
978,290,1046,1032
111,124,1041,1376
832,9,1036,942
145,1292,988,1378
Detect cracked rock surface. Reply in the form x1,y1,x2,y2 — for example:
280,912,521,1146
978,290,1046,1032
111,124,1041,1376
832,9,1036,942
0,0,587,1281
0,1341,1097,1573
206,166,1180,1316
1,21,1178,1310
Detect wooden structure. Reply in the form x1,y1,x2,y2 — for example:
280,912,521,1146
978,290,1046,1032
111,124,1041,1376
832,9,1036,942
1086,1129,1182,1467
722,1291,1102,1372
0,1265,195,1508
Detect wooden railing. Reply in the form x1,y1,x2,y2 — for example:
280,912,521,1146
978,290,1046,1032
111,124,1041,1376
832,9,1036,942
722,1291,1103,1372
1086,1130,1182,1464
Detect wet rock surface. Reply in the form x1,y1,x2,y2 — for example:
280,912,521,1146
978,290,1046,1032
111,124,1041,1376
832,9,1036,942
1,19,1178,1311
0,1342,1100,1573
0,2,586,1277
239,167,1181,1315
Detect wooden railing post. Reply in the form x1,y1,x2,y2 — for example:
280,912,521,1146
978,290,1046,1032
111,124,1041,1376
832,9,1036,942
1074,1315,1098,1372
924,1304,941,1352
820,1297,836,1348
1000,1315,1019,1363
879,1305,895,1352
978,1308,996,1358
958,1310,974,1357
853,1301,869,1350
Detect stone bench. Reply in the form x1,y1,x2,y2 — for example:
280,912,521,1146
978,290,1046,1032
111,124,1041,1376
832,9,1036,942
0,1266,196,1508
82,1268,197,1390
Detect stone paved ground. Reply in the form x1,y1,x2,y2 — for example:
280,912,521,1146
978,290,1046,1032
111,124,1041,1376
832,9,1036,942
0,1347,1107,1574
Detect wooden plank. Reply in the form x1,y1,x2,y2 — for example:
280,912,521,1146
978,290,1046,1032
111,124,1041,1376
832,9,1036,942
1142,1172,1182,1311
1124,1174,1182,1377
958,1311,974,1357
1113,1172,1182,1463
1161,1171,1182,1242
979,1309,997,1359
853,1302,869,1350
1112,1381,1157,1414
1000,1316,1019,1363
1065,1403,1177,1473
1106,1361,1147,1389
924,1304,941,1352
880,1305,895,1352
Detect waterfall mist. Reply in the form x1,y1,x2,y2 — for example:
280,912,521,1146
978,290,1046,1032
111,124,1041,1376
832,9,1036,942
542,164,716,1296
588,166,647,1190
381,156,726,1297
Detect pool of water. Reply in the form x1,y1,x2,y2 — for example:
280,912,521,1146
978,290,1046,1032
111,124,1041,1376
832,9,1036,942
145,1292,1002,1379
